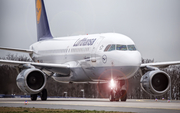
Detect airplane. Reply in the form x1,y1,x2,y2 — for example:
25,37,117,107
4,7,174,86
0,0,180,101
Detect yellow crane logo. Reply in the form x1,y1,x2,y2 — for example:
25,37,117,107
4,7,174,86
36,0,42,24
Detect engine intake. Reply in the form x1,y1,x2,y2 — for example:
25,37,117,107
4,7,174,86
140,70,170,95
16,68,46,94
27,71,45,90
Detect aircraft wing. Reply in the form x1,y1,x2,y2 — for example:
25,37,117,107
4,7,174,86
141,61,180,68
0,59,70,75
0,47,33,54
0,59,28,66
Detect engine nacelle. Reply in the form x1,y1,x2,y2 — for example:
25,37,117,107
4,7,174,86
140,70,170,95
16,68,46,94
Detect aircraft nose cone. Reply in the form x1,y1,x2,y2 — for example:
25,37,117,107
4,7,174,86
126,51,141,66
114,51,141,67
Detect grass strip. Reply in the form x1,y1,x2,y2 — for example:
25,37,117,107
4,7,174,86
0,107,133,113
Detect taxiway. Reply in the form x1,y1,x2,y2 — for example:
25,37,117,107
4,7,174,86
0,98,180,113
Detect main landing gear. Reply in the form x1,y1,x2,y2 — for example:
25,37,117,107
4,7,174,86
109,79,127,102
30,88,47,101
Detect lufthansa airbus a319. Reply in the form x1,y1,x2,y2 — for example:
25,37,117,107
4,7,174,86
0,0,180,101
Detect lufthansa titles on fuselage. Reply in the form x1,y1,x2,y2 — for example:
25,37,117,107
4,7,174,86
73,38,96,46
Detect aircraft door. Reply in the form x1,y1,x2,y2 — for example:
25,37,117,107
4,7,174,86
91,36,104,63
81,36,104,80
65,46,69,62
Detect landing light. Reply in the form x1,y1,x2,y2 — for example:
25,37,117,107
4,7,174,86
110,79,115,89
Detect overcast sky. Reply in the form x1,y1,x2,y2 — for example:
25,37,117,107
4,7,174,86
0,0,180,62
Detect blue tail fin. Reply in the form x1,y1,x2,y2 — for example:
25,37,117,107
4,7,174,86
36,0,53,41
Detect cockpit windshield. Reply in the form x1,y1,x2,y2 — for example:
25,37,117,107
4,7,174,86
116,45,127,50
104,45,111,51
127,45,136,51
104,44,136,51
108,44,115,51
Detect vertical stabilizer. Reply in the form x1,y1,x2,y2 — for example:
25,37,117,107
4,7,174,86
36,0,53,41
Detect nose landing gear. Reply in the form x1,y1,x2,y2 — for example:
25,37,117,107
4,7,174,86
109,79,127,102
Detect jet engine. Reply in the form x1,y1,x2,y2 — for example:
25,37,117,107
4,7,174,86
16,68,46,94
140,70,170,95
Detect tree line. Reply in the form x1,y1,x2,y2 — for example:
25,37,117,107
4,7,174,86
0,55,179,99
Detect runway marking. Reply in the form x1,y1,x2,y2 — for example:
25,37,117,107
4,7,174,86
0,101,180,111
135,100,144,102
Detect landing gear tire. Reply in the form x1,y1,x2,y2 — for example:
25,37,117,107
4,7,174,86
31,94,37,101
109,90,114,101
115,91,120,101
115,98,119,102
120,90,127,102
41,89,47,101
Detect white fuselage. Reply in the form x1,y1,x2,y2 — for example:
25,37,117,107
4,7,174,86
30,33,142,83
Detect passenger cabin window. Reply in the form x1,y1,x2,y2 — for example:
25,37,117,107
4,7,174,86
108,44,115,51
128,45,136,51
116,45,127,50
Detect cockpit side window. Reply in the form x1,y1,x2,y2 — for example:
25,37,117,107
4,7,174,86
116,45,127,50
128,45,136,51
108,44,115,51
104,45,111,51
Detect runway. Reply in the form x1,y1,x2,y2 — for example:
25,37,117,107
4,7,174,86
0,98,180,113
